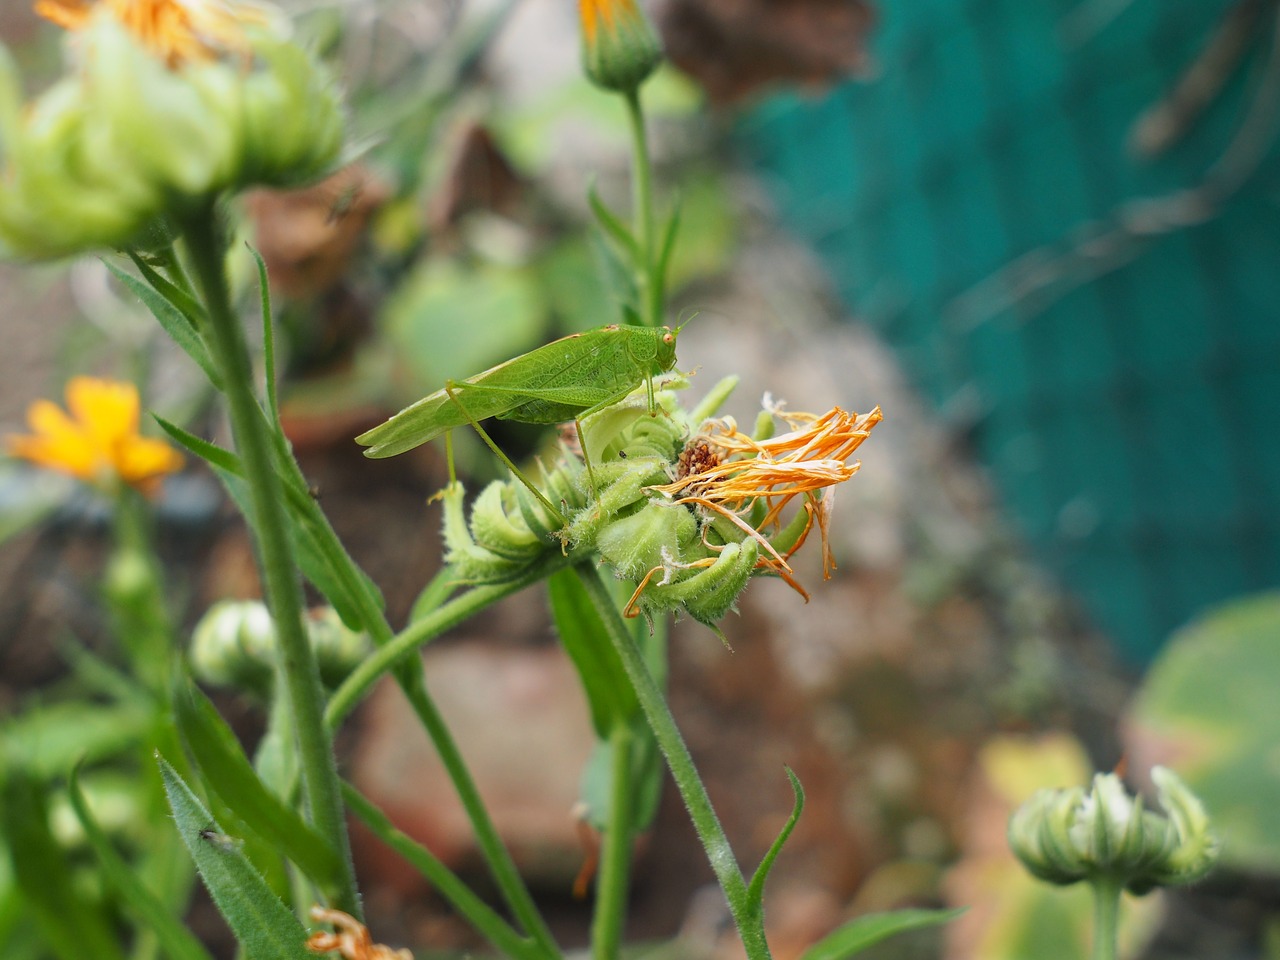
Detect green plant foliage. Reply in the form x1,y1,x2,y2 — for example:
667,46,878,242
174,684,345,893
67,766,215,960
157,758,314,960
800,907,967,960
1125,592,1280,873
0,772,127,960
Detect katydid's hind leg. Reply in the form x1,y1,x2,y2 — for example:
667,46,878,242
444,381,567,529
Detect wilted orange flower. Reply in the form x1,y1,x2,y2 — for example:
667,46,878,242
306,907,413,960
35,0,263,66
652,404,883,584
7,377,183,494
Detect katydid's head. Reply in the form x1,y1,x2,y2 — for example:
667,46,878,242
658,325,679,372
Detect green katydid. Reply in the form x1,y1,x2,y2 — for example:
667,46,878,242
355,322,681,525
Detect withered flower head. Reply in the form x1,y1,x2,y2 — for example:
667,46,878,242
306,907,412,960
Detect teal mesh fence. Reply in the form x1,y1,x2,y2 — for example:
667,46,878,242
736,0,1280,662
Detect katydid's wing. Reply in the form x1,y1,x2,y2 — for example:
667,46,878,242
355,328,627,458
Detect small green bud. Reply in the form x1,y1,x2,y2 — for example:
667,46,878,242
1008,767,1218,894
578,0,664,93
190,600,369,695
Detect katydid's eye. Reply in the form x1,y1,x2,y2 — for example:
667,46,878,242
663,333,674,344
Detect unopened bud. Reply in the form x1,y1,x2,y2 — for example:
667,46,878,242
1008,767,1218,894
578,0,663,93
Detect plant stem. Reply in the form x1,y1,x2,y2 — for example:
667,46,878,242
181,206,359,916
1091,878,1122,960
573,565,771,960
591,722,635,960
624,87,660,327
324,551,575,730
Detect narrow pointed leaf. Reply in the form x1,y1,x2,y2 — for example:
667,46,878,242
653,200,682,309
548,567,638,737
67,766,214,960
800,908,967,960
746,767,805,908
587,185,640,262
157,757,314,960
174,685,345,895
107,260,220,387
154,416,243,475
247,244,280,422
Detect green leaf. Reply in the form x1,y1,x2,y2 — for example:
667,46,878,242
1125,591,1280,873
746,767,804,909
0,772,127,960
107,259,220,387
154,416,243,475
587,185,640,263
157,756,315,960
247,243,280,423
67,766,214,960
653,199,682,311
548,568,638,737
124,250,206,330
801,908,967,960
174,684,345,896
1,701,151,780
579,731,662,834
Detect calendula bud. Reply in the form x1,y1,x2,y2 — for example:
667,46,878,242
1008,767,1218,894
578,0,663,93
190,600,369,695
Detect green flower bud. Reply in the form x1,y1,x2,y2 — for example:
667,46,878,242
190,600,277,695
578,0,664,93
1008,767,1218,894
190,600,369,695
595,499,697,580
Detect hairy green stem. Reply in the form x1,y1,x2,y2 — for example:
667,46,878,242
591,722,635,960
573,565,771,960
181,207,359,915
1091,878,1121,960
624,88,660,328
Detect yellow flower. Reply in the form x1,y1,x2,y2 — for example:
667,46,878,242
306,906,412,960
578,0,662,92
35,0,263,67
7,376,183,493
651,404,884,583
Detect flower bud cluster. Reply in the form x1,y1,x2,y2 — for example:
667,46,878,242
443,379,874,632
191,600,370,695
0,0,343,259
1008,767,1218,894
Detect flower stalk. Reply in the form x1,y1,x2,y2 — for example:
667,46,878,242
181,205,359,915
574,563,771,960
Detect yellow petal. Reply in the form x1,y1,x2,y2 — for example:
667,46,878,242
115,435,184,486
66,376,141,449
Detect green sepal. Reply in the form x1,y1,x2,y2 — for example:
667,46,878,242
157,757,315,960
67,765,215,960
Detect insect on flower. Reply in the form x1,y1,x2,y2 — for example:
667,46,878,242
629,404,884,614
306,906,412,960
6,376,183,495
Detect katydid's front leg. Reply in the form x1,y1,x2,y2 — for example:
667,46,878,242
444,381,568,529
571,371,661,498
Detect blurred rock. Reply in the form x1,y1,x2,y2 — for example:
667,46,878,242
350,638,599,892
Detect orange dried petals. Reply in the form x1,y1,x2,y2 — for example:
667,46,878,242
306,907,413,960
35,0,261,66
